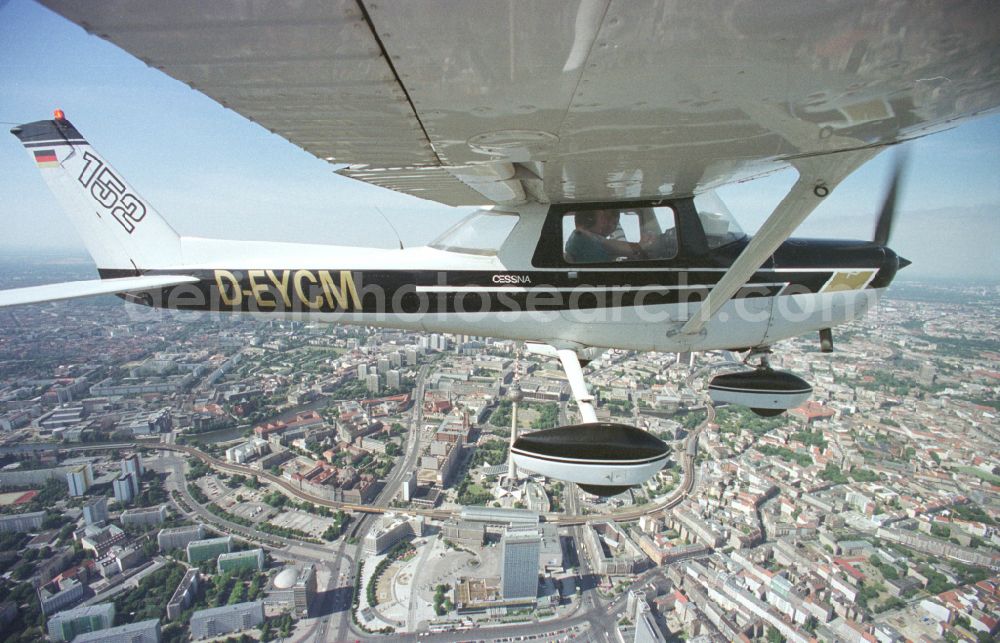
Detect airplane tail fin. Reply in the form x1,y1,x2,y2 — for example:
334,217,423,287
10,112,182,273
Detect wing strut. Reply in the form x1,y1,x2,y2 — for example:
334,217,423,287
677,148,880,337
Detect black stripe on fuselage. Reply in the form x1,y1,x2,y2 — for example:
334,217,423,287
96,268,866,314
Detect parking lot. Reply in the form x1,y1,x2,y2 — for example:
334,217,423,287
196,475,228,501
227,500,277,523
270,509,337,537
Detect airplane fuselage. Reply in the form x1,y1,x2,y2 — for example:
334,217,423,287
105,225,904,354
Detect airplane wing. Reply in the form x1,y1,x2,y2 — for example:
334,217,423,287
37,1,1000,207
0,275,200,308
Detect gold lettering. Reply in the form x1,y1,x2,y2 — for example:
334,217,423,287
318,270,361,310
342,271,361,310
247,270,274,309
214,270,242,307
293,270,322,309
266,270,292,307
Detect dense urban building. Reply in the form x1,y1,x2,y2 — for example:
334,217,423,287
500,527,541,602
189,601,264,639
39,578,85,615
289,564,318,617
112,472,137,504
82,497,109,526
362,515,421,555
72,618,161,643
120,505,168,527
217,548,265,573
120,454,142,495
166,568,201,621
268,565,317,617
47,603,115,642
65,464,92,497
187,536,233,564
0,511,44,533
157,524,205,552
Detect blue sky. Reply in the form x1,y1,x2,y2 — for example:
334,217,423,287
2,0,998,280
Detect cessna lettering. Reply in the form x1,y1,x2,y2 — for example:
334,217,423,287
214,269,361,311
492,274,532,285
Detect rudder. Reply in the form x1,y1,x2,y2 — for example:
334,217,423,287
11,112,182,273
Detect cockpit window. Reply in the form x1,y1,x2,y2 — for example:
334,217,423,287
429,210,519,255
562,206,677,264
693,191,745,249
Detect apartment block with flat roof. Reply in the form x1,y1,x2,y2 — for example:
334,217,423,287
189,601,263,640
217,548,264,574
73,618,160,643
47,602,115,642
157,524,205,552
166,568,200,621
187,536,232,564
0,510,45,533
121,505,168,527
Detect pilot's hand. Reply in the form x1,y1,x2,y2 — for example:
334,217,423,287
628,242,648,259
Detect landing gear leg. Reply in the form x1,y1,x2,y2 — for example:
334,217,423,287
743,345,772,369
556,349,599,424
524,342,598,423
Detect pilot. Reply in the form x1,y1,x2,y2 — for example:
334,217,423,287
565,209,643,263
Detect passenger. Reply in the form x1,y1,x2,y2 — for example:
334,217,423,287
635,207,677,260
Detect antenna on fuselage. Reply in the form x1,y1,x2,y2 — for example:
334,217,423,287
373,205,404,250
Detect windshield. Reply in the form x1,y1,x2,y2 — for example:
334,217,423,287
429,210,519,255
693,191,746,249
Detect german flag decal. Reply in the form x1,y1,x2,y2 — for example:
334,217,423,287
33,149,58,168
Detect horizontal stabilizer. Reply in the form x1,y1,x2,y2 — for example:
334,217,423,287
0,275,200,308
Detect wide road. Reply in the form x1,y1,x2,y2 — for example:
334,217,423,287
373,363,430,508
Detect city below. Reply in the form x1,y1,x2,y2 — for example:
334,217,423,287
0,259,997,643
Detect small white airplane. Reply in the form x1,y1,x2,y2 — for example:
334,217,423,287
6,2,1000,494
